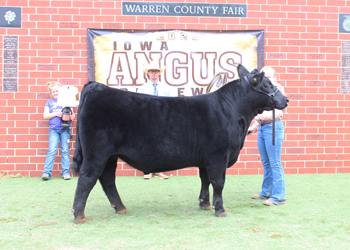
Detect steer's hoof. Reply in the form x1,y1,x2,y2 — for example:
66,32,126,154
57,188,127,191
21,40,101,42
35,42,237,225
200,204,212,210
74,215,86,224
116,208,128,215
215,211,227,217
112,204,128,215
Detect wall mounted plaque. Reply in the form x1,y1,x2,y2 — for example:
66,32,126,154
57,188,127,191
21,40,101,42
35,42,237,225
3,36,18,92
0,7,21,28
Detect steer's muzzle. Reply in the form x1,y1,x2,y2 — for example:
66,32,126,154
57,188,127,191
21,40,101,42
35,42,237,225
285,97,289,107
274,93,289,110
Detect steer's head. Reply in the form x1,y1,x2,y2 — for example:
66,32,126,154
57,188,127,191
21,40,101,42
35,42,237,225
237,64,289,112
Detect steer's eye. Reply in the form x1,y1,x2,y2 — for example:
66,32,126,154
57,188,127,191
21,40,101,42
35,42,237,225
262,79,274,92
266,80,274,90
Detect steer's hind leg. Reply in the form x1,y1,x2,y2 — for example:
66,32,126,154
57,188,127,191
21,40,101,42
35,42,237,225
199,168,211,210
73,161,102,224
99,157,127,215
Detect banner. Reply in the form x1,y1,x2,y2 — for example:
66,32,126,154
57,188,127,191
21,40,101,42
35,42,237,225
87,29,264,96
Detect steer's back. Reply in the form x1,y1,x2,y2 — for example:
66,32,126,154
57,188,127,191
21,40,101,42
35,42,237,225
77,82,232,173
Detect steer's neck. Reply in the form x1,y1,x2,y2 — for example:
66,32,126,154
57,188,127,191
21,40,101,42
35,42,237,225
218,80,261,118
216,80,269,136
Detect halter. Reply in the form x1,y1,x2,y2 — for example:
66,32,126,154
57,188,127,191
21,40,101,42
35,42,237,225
244,75,279,103
244,74,280,146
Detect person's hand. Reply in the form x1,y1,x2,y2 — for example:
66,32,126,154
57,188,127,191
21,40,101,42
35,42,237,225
247,128,254,135
57,111,62,117
71,114,76,120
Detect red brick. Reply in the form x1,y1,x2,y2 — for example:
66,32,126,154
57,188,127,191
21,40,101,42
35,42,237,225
318,168,336,174
52,43,72,49
8,114,29,121
94,16,115,22
30,156,47,164
239,169,259,175
16,121,37,128
284,168,298,174
226,168,239,175
58,9,80,17
0,120,14,128
52,72,73,78
52,1,72,7
0,106,14,113
94,2,115,8
178,169,198,176
73,15,94,22
8,128,29,134
299,168,317,174
325,147,343,154
0,135,15,141
115,170,136,177
29,1,50,7
0,149,14,156
73,1,93,7
337,168,350,173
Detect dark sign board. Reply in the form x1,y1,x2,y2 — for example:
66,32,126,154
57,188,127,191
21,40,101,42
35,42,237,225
0,7,21,28
122,2,247,17
339,13,350,33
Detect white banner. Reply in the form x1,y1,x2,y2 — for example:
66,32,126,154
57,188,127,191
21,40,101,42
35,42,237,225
87,29,264,96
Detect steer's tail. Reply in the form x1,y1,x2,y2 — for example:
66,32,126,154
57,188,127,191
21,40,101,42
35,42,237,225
72,81,95,175
72,121,82,175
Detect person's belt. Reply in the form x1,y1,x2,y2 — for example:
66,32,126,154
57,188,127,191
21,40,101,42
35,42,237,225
258,118,281,126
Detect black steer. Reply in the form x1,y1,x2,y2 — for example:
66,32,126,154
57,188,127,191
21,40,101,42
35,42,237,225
72,64,289,223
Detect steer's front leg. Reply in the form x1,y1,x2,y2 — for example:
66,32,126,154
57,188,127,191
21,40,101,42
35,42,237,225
207,167,227,217
212,184,227,217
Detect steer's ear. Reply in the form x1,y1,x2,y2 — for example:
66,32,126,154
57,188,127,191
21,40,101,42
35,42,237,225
251,69,259,74
237,64,249,78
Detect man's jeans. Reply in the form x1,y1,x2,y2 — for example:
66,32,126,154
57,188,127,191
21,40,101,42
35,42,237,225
43,128,71,178
257,120,286,204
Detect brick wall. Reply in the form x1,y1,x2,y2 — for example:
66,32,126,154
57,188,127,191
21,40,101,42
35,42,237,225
1,0,350,177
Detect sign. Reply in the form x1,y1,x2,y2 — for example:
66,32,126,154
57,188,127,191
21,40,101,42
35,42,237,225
57,86,79,107
122,2,247,17
3,36,18,92
87,29,264,96
339,13,350,33
0,7,21,28
342,41,350,94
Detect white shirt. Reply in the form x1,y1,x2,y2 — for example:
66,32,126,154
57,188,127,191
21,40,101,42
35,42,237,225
137,80,173,97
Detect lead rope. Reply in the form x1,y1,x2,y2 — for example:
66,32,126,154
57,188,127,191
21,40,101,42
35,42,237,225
272,109,275,146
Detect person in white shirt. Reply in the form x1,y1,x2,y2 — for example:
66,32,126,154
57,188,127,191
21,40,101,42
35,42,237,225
137,62,172,179
138,62,172,97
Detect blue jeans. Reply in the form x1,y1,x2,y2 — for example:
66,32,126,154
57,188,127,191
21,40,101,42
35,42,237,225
257,120,286,204
43,128,71,178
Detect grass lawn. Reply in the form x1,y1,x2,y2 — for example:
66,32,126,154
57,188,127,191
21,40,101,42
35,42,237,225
0,173,349,250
